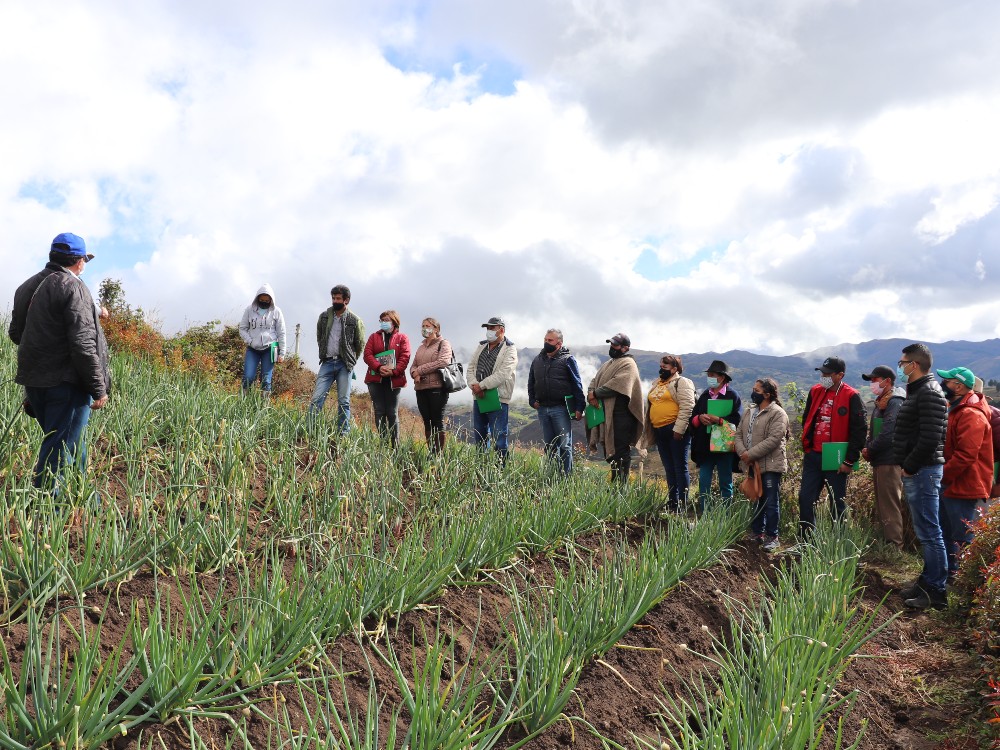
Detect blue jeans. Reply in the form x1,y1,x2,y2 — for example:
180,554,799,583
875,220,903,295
751,471,782,538
654,423,691,508
902,466,947,593
538,405,573,475
25,383,93,489
797,450,848,534
698,453,734,511
473,401,509,463
242,347,276,391
309,359,353,432
939,495,987,580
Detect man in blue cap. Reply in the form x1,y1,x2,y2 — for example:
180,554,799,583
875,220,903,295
10,233,111,488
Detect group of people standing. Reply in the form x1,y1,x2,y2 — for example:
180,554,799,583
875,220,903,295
10,236,999,610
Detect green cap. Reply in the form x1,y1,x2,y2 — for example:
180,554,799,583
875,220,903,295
936,366,975,388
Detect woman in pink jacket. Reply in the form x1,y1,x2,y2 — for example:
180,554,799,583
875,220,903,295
363,310,411,446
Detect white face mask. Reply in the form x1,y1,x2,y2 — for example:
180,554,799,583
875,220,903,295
820,376,835,390
421,327,433,338
485,330,499,343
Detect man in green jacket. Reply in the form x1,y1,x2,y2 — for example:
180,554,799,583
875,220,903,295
308,284,364,433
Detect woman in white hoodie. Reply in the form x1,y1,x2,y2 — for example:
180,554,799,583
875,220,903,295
238,283,286,393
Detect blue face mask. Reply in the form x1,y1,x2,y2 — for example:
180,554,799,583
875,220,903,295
379,321,393,333
896,363,910,384
707,377,719,389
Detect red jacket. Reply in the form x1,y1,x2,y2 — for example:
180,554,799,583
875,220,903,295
363,330,411,388
942,391,994,499
800,382,866,463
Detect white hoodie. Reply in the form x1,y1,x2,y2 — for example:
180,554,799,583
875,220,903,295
238,283,287,355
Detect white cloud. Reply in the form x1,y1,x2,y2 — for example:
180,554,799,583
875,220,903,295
4,0,1000,375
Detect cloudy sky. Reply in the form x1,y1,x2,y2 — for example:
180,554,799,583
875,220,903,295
4,0,1000,371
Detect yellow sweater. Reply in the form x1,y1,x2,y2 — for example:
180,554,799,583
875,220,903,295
648,380,679,428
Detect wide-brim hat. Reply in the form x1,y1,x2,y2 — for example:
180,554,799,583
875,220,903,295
481,316,506,328
705,359,732,382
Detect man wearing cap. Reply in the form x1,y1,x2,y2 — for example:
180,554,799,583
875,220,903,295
690,360,742,510
892,342,948,609
861,365,909,550
798,357,867,535
587,334,644,483
527,328,586,475
467,317,518,465
937,366,995,588
11,233,111,488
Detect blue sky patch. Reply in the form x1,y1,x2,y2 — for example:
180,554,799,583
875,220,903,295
633,244,723,281
383,46,521,97
18,181,67,210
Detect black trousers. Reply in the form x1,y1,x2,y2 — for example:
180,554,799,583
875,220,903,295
368,382,400,445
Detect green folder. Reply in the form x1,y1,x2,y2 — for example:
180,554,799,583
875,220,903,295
822,442,858,471
476,387,502,414
565,394,575,415
585,403,605,429
872,417,883,438
707,399,733,418
995,461,999,483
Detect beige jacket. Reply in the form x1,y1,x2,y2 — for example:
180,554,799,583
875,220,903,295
637,374,696,450
467,338,518,403
734,403,789,474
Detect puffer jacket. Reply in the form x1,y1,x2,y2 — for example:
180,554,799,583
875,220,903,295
735,403,789,474
892,373,947,475
363,329,412,389
238,283,287,355
15,263,111,399
942,391,995,499
866,386,905,466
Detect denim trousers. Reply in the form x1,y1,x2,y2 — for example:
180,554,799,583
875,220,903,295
242,347,276,391
939,495,988,580
538,404,573,475
472,401,509,462
25,383,93,489
902,465,947,593
367,382,400,446
698,453,734,511
653,423,691,508
309,359,353,432
751,471,783,538
797,450,848,534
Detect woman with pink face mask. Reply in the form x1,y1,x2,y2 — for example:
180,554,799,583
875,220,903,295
862,365,911,550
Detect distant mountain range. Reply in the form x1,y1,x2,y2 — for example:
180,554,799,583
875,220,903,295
447,337,1000,448
553,337,1000,394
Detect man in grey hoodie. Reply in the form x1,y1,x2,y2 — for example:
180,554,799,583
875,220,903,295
238,283,286,393
861,365,909,550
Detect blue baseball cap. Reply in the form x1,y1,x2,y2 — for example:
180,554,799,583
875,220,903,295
50,232,94,261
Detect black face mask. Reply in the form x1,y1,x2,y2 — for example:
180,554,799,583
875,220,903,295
608,346,624,359
750,392,765,406
941,383,957,402
332,302,345,312
257,300,271,309
543,343,558,354
659,368,672,380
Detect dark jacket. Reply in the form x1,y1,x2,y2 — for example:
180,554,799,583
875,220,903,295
866,387,905,466
316,308,364,368
8,266,58,344
891,373,947,475
690,385,742,467
527,348,586,412
15,263,111,399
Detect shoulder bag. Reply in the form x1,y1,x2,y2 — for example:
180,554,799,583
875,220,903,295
437,342,467,393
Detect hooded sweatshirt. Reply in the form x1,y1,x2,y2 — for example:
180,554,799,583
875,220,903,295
238,283,286,356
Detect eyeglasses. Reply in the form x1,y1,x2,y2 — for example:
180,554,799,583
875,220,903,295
897,360,912,367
